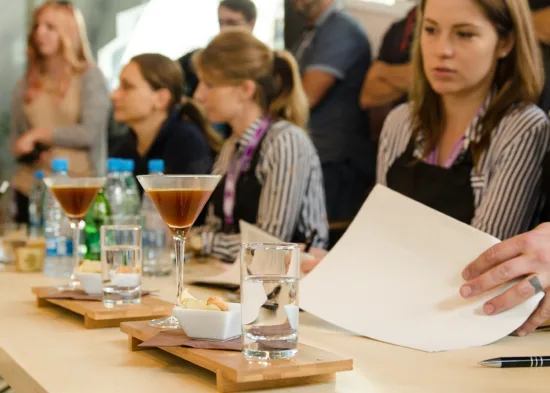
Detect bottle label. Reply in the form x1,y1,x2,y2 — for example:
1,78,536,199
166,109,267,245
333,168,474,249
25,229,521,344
46,237,73,257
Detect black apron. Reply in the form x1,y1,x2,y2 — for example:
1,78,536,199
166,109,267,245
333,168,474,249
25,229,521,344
386,139,475,224
211,135,307,243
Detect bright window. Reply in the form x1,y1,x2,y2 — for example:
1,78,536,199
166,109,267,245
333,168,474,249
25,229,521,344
98,0,284,91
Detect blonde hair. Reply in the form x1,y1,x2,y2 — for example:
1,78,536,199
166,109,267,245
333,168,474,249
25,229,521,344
194,29,309,129
410,0,544,164
25,0,94,103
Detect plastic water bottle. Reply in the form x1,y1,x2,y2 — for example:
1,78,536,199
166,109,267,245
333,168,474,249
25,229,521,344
141,159,170,276
121,159,140,216
43,159,73,277
105,158,125,222
28,170,46,237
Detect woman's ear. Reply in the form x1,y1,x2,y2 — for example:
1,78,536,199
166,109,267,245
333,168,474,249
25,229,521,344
155,88,172,111
238,79,257,101
497,32,515,59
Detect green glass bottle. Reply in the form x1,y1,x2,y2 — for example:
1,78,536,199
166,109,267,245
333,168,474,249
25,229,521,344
84,189,111,260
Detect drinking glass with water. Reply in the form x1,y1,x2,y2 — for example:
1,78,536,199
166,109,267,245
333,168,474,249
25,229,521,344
240,243,300,360
101,225,142,308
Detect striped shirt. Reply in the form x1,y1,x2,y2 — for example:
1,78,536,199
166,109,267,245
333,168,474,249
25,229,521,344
201,118,329,261
377,102,550,240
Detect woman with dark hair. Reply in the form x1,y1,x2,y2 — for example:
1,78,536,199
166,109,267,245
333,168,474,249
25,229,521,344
110,53,215,182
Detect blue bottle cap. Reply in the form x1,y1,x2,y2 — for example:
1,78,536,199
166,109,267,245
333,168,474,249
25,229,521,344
107,158,122,172
51,158,68,173
34,170,44,180
125,159,135,172
148,159,165,174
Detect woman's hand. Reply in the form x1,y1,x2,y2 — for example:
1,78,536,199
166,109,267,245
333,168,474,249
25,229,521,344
460,223,550,336
13,132,36,157
12,128,52,157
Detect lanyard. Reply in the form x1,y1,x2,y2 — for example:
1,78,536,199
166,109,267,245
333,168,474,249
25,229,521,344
426,136,465,168
223,118,271,226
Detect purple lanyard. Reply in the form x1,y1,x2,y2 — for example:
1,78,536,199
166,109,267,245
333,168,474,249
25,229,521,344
223,118,271,226
425,136,465,168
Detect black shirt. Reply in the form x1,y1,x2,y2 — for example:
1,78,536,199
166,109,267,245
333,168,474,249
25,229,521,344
377,7,417,107
178,50,200,98
378,7,416,65
112,111,213,193
530,0,550,11
530,1,550,113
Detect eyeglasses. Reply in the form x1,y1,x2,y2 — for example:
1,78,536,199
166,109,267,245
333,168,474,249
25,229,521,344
55,0,73,6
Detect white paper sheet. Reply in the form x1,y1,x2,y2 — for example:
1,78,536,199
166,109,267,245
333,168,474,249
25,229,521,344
300,185,544,352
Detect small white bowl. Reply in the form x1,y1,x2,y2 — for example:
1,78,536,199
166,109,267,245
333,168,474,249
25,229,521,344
173,303,241,341
76,272,102,295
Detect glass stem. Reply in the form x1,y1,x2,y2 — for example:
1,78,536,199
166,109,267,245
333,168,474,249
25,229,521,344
174,235,186,306
70,219,82,283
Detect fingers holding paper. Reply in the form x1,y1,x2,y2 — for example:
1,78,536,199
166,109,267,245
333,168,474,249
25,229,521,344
460,223,550,334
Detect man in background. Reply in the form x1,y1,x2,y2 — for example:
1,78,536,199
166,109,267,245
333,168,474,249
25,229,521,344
292,0,374,230
178,0,257,98
359,6,416,110
359,5,417,145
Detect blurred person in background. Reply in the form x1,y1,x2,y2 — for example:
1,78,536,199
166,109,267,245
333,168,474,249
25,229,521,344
360,6,417,111
530,0,550,113
178,0,258,145
292,0,375,230
178,0,257,99
110,53,215,189
10,0,109,224
190,29,328,262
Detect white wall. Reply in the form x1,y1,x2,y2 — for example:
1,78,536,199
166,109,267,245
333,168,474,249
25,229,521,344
344,0,415,56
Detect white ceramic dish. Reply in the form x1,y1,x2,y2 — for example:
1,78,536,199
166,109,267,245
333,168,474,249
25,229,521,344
76,272,102,295
173,302,241,341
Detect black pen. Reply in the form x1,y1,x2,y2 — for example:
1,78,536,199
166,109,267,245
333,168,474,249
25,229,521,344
304,229,318,253
479,356,550,368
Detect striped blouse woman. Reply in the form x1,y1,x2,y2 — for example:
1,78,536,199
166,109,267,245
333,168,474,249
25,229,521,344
190,29,329,262
377,0,550,240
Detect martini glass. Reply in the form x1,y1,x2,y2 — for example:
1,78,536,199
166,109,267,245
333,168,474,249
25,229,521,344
43,177,106,291
137,174,221,329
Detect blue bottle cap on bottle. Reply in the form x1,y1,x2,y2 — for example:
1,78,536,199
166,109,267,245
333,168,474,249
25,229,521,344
125,159,135,172
148,159,165,174
107,158,122,173
51,158,68,173
34,170,44,180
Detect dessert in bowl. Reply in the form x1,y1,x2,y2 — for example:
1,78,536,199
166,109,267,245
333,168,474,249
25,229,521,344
75,260,102,295
173,290,241,341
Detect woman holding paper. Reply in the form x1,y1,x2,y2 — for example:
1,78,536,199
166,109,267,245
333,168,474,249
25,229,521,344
189,29,329,261
377,0,550,240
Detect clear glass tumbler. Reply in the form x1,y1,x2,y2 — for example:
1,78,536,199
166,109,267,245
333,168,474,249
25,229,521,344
101,225,142,308
240,242,301,360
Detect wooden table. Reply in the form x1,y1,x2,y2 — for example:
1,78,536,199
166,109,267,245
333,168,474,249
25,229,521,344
1,261,549,393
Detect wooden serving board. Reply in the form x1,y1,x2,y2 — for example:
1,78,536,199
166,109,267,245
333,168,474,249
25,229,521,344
121,321,353,393
32,287,173,329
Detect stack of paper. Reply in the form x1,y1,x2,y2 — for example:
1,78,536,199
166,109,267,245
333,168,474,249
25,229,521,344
300,185,544,352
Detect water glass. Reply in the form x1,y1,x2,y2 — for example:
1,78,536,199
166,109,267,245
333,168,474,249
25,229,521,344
240,243,300,360
101,225,142,307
